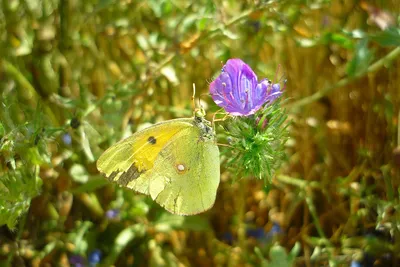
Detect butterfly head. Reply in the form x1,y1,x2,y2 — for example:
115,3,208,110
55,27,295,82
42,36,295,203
193,108,215,141
194,106,206,119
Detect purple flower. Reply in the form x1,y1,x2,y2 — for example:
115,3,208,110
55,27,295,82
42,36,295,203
105,208,120,219
246,222,283,243
88,249,102,266
69,254,85,267
246,227,265,239
62,133,72,145
221,232,234,244
210,59,282,116
350,261,362,267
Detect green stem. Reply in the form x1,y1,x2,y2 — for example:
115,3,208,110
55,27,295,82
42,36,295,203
287,47,400,110
5,212,28,265
304,196,328,243
305,195,337,266
275,175,320,189
278,175,336,265
237,179,247,251
1,59,59,126
78,193,104,218
2,59,38,102
398,109,400,146
381,165,394,201
101,224,146,266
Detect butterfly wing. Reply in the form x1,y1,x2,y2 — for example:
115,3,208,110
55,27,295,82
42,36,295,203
144,126,220,215
96,118,193,194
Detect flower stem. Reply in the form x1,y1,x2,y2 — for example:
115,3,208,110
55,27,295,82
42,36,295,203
275,175,320,189
398,109,400,146
1,59,59,126
304,195,337,266
237,178,248,253
2,59,38,103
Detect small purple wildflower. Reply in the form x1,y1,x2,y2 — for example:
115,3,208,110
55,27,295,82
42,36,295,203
221,232,234,244
62,133,72,145
350,261,362,267
69,254,85,267
246,227,265,239
246,222,283,242
265,222,282,239
268,83,282,103
105,208,120,219
88,249,102,266
210,59,282,116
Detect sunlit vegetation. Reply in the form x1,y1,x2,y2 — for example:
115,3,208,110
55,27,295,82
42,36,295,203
1,0,399,266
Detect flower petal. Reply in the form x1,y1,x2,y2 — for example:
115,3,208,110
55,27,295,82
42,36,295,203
209,58,281,116
239,63,258,110
255,79,270,102
224,59,258,111
266,83,282,103
210,72,235,109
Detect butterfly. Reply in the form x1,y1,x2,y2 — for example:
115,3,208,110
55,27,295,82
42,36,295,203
96,109,220,215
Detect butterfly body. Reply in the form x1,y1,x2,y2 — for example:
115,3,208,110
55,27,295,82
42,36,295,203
97,115,220,215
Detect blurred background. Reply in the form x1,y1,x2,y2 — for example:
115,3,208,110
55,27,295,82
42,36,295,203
1,0,399,266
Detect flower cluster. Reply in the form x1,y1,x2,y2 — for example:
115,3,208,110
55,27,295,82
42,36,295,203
210,59,282,116
209,58,289,183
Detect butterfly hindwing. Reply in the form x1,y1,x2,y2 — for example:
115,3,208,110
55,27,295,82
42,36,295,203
145,127,220,215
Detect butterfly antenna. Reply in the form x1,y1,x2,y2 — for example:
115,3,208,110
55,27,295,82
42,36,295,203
192,83,196,111
282,79,287,91
276,65,287,91
271,64,281,87
199,92,210,109
198,95,202,110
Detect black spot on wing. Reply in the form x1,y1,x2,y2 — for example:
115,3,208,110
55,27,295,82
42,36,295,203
108,164,145,186
148,136,156,145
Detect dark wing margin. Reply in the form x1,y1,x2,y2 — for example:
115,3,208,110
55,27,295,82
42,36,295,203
107,164,145,186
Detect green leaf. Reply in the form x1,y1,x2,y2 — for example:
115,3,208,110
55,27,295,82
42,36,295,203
371,27,400,46
0,169,42,229
269,246,290,267
322,32,354,49
93,0,116,13
148,0,172,17
197,17,210,31
161,65,179,85
295,37,318,47
346,39,374,77
70,176,108,194
102,224,146,266
67,221,93,254
255,243,300,267
155,213,210,232
69,164,89,183
80,127,95,162
222,29,239,40
0,122,5,137
25,147,46,165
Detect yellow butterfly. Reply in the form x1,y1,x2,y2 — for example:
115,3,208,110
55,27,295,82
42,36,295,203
96,109,220,215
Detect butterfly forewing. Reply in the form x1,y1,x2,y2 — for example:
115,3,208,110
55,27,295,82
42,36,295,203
96,119,193,190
